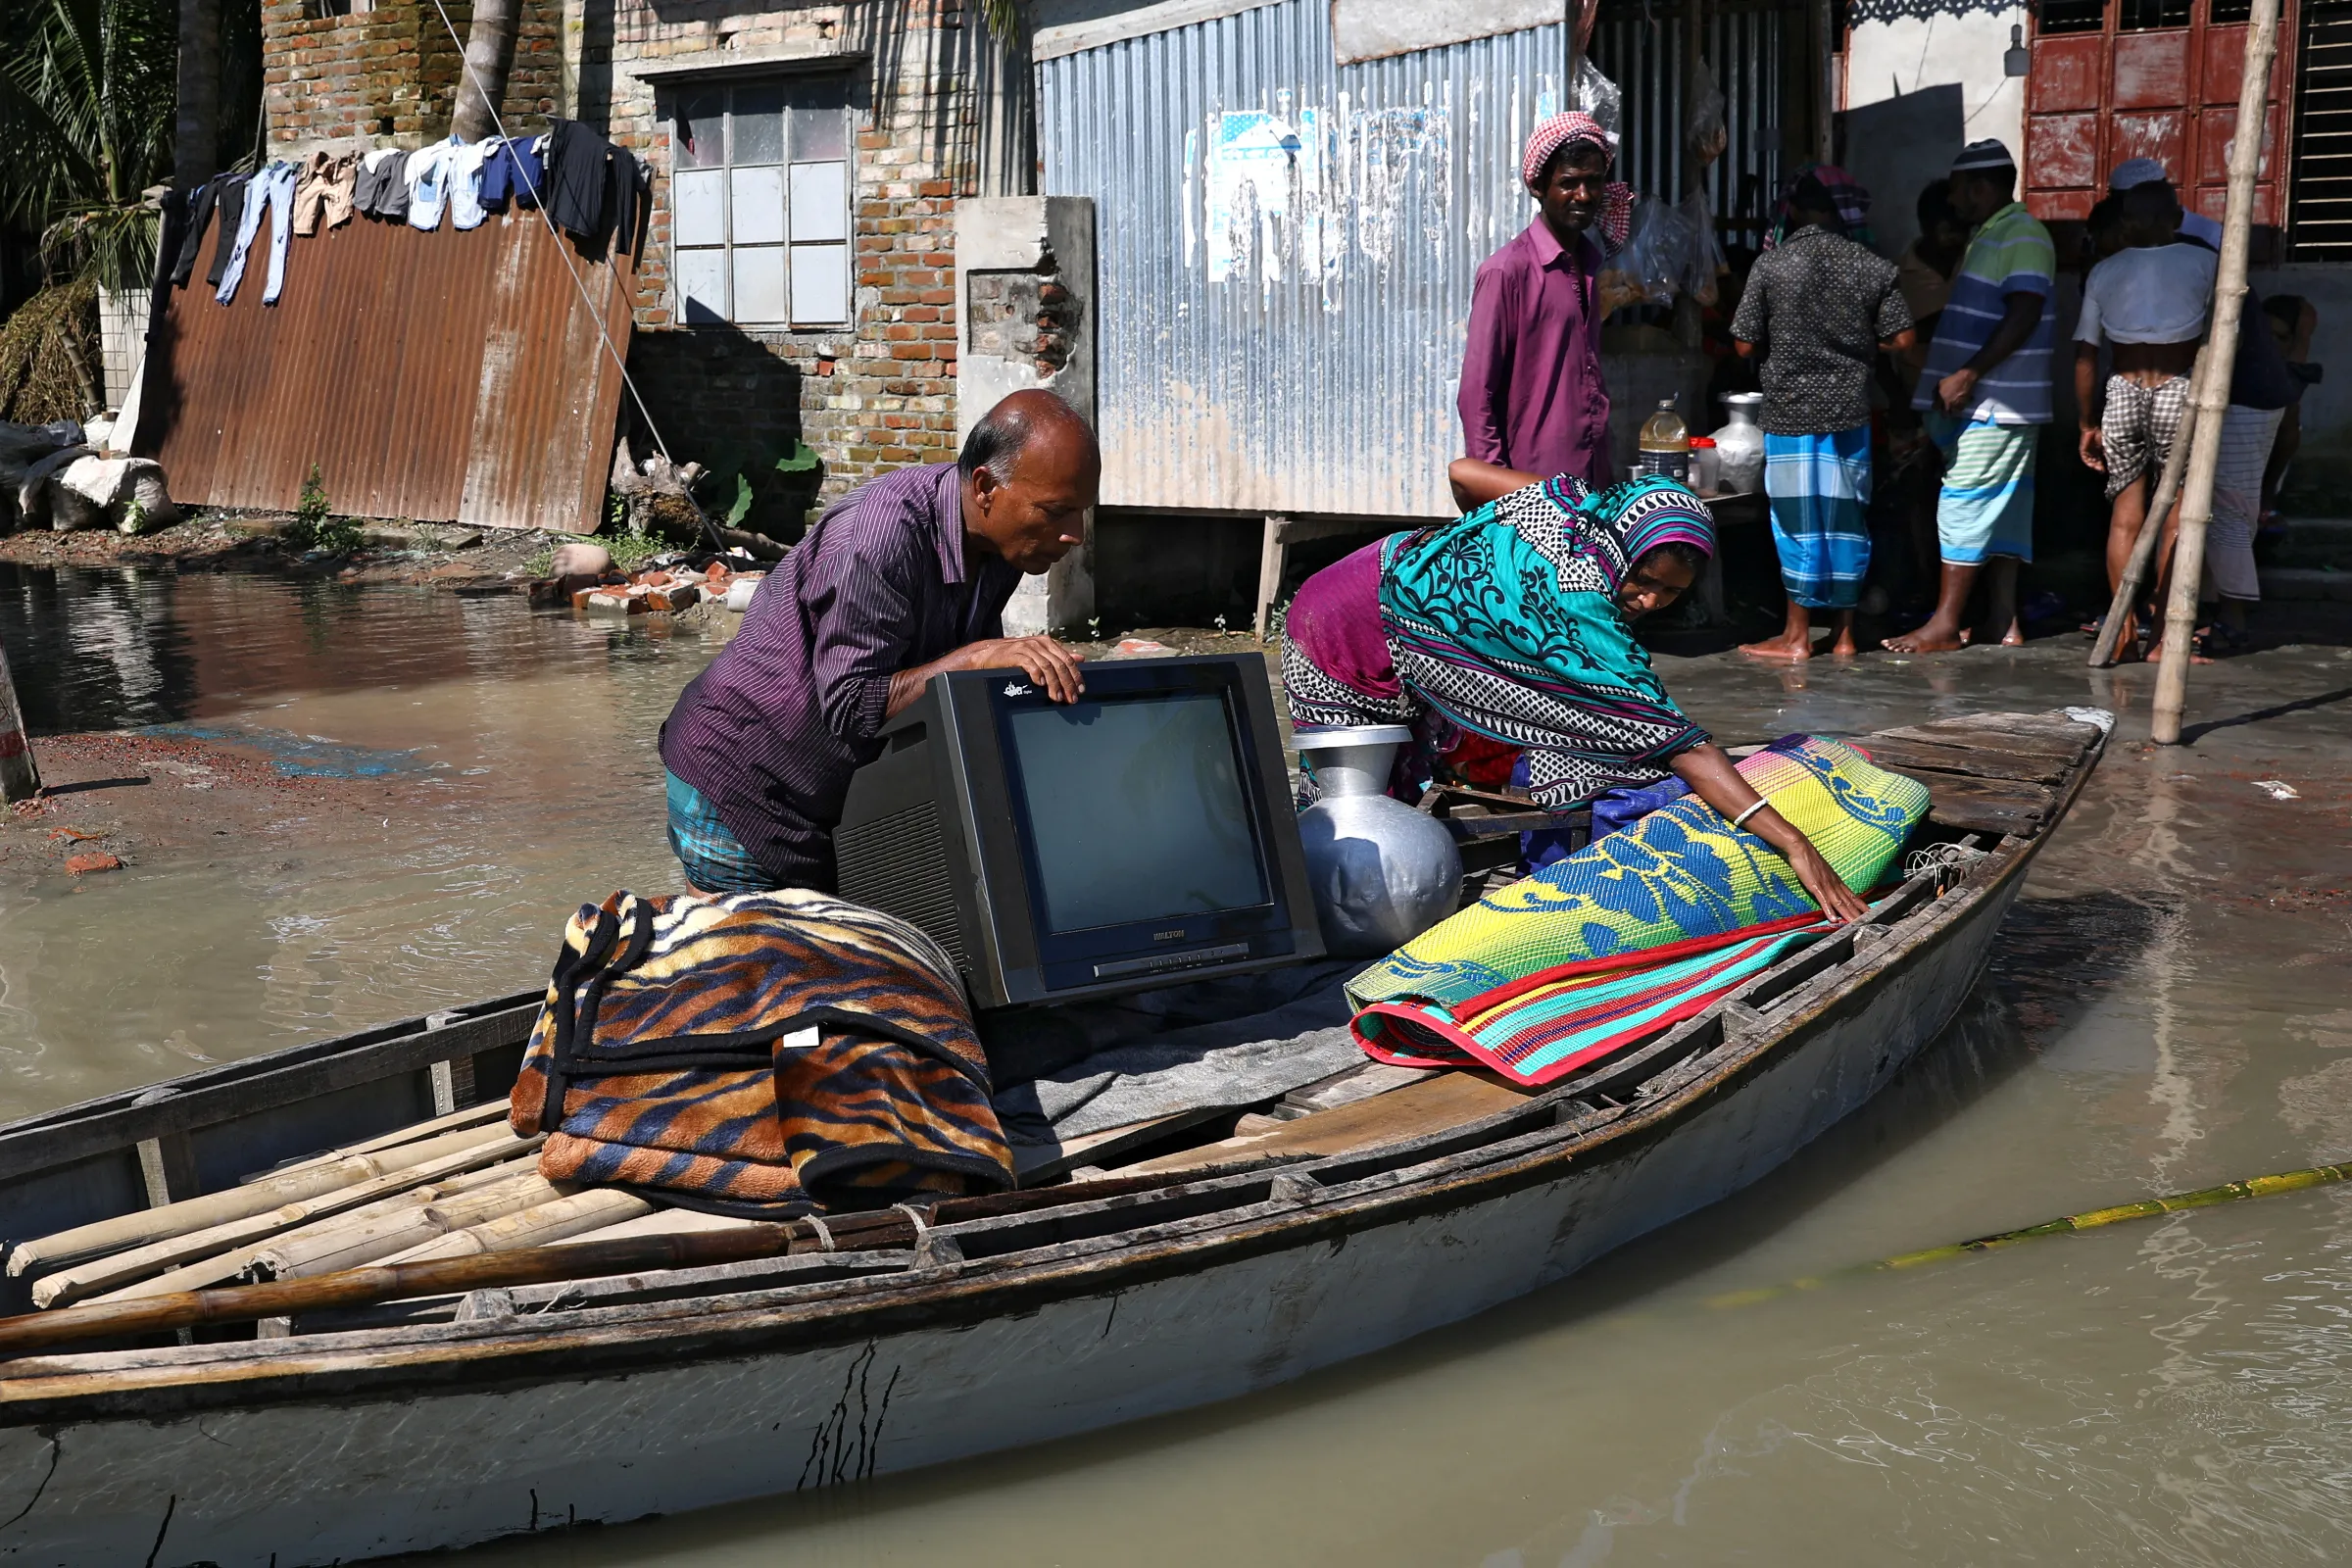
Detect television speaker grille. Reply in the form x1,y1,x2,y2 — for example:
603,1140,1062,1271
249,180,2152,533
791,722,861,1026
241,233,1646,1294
834,802,971,977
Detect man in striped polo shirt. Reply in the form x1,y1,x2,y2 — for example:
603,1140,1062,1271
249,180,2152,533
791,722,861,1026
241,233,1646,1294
1885,140,2055,654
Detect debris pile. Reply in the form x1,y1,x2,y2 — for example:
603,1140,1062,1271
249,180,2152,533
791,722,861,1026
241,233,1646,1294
0,420,176,535
528,554,766,616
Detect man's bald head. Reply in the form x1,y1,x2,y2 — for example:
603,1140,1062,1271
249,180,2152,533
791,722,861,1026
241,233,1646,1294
958,391,1102,574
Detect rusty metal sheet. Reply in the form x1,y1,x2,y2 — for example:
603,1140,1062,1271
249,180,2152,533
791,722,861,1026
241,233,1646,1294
2029,111,2104,188
2109,110,2187,170
2113,30,2191,109
137,210,634,532
2032,35,2108,111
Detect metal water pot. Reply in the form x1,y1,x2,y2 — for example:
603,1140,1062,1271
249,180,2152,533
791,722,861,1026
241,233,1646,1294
1295,726,1464,958
1713,392,1766,496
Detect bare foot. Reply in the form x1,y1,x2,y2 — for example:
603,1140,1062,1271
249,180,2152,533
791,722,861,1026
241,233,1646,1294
1828,631,1860,657
1884,622,1968,653
1975,616,2025,648
1739,635,1813,661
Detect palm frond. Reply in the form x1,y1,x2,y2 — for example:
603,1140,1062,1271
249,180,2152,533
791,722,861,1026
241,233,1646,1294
0,0,176,285
978,0,1022,44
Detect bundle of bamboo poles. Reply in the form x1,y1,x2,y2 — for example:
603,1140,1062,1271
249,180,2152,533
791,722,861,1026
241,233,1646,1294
2087,0,2283,749
3,1102,752,1312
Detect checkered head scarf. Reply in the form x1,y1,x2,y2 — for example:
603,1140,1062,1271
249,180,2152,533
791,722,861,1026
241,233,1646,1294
1521,112,1637,252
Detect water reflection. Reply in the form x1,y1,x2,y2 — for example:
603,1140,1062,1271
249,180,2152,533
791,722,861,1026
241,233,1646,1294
0,564,697,734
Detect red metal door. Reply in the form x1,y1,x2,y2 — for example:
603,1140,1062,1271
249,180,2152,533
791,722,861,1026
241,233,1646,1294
2025,0,2295,230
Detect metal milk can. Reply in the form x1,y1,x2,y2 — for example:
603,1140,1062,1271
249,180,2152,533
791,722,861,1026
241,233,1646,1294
1294,726,1464,958
1712,392,1767,496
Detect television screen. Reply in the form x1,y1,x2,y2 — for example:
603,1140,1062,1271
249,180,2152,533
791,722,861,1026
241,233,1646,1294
1004,691,1271,934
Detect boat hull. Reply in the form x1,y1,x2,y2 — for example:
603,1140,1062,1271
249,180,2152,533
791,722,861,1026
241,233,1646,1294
0,867,2019,1565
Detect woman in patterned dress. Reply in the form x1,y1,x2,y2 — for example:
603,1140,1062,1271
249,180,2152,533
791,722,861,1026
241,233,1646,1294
1281,463,1868,921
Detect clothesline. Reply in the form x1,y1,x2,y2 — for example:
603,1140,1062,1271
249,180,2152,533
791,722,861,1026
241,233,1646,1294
163,122,648,309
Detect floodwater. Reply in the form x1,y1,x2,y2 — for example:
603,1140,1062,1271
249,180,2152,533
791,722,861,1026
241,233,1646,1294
8,564,2352,1566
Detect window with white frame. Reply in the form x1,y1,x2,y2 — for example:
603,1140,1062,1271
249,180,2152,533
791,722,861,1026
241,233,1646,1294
669,76,852,327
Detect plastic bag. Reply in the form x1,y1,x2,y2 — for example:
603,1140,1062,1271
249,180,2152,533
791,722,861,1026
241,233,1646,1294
1685,60,1728,168
1678,189,1724,308
1596,196,1698,315
1569,57,1622,146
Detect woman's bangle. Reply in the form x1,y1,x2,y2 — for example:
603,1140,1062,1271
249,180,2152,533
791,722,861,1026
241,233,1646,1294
1731,798,1770,831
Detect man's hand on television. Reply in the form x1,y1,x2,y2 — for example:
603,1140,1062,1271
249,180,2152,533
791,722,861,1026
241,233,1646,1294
946,635,1087,704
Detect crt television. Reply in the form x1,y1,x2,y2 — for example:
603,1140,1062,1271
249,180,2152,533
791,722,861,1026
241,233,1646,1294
833,653,1324,1010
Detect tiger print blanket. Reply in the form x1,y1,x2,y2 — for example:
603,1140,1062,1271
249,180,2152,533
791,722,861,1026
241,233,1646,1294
508,888,1013,1214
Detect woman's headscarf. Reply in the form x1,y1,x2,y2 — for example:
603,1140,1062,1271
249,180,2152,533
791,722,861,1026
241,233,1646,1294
1522,112,1638,253
1555,473,1717,588
1762,164,1875,251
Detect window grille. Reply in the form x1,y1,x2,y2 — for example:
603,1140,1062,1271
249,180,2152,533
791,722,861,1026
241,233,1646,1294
667,76,853,327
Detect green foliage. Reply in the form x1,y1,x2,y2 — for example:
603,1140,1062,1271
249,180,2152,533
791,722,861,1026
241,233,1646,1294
0,0,175,287
607,529,666,571
284,464,359,554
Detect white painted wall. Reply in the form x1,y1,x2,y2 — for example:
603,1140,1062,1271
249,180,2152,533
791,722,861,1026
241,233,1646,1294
1841,13,2027,258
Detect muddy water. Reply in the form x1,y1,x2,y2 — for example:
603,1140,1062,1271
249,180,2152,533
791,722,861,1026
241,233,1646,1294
11,565,2352,1565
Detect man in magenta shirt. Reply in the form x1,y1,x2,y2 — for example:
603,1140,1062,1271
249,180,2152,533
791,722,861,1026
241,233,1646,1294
1457,112,1632,487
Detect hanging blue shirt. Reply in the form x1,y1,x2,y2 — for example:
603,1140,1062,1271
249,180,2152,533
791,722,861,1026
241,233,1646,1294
479,136,546,211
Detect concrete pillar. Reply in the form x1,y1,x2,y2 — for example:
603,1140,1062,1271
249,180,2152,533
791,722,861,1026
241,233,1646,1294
955,196,1097,637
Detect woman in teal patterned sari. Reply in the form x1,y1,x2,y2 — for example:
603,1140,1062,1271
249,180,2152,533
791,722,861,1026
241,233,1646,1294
1282,461,1868,921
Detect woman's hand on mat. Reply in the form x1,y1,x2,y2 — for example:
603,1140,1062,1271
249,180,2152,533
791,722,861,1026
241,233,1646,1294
1783,837,1869,923
2079,423,2107,472
948,636,1087,703
1936,367,1979,415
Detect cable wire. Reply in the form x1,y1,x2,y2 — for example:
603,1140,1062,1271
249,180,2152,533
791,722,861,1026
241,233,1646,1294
423,0,724,549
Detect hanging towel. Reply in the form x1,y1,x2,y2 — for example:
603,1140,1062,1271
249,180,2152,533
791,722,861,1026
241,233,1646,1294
509,888,1014,1214
449,139,492,229
1347,733,1928,1054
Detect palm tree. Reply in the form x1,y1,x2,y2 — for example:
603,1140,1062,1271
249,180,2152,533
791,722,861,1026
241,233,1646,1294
451,0,520,143
0,0,176,290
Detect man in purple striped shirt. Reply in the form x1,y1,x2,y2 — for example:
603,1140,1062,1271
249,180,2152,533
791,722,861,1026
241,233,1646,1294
660,391,1100,893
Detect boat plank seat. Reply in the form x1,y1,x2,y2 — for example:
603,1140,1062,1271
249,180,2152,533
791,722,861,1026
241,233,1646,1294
1120,1070,1538,1177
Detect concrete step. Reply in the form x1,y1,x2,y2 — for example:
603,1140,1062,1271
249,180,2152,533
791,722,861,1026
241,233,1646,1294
2270,515,2352,571
2258,565,2352,603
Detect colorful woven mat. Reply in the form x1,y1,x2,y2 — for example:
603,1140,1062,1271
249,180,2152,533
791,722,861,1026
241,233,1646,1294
1345,735,1928,1086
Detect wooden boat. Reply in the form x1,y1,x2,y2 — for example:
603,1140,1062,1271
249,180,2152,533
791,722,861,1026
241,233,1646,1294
0,708,2108,1565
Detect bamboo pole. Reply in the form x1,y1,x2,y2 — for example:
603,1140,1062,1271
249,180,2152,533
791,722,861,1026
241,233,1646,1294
1708,1159,2352,1312
27,1136,542,1307
378,1189,655,1264
7,1122,532,1278
0,639,41,805
2151,0,2280,742
2088,345,2209,667
92,1156,546,1302
0,1157,1314,1356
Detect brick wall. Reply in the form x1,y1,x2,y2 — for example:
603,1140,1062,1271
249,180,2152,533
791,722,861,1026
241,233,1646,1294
593,0,997,530
262,0,564,152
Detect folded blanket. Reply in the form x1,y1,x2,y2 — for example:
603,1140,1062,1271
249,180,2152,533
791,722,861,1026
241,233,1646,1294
1347,735,1927,1086
510,889,1012,1214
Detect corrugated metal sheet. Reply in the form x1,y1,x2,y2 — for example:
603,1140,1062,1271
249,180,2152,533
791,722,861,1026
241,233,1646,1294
1040,0,1574,518
137,210,634,532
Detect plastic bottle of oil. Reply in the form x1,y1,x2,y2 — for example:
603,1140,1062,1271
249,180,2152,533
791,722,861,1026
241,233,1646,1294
1638,397,1690,485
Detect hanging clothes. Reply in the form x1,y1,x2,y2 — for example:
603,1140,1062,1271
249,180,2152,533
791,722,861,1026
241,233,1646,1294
292,150,358,236
608,147,646,256
448,139,492,230
406,137,465,230
354,148,410,221
544,120,612,245
259,163,297,304
478,135,546,210
170,176,223,288
214,168,273,303
203,174,251,288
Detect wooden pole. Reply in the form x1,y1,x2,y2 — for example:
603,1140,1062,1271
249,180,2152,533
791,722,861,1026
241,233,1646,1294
2089,345,2209,667
0,639,42,805
2151,0,2280,742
